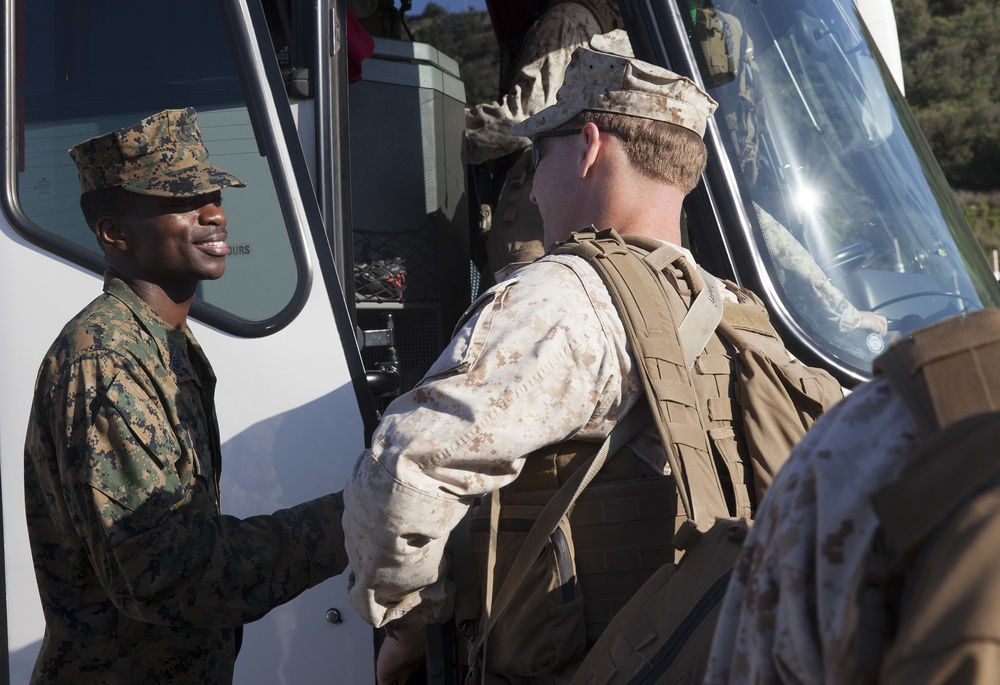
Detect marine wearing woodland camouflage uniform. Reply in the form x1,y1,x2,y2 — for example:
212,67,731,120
24,108,347,684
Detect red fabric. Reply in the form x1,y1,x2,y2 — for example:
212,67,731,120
346,9,375,84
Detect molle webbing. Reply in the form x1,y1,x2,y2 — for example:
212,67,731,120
554,229,732,523
871,308,1000,561
873,309,1000,437
506,437,681,638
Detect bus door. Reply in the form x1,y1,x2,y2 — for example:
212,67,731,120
0,0,377,682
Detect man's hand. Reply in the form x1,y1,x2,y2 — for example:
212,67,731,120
856,311,888,337
377,627,427,685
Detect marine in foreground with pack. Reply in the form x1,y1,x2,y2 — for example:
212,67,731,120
343,45,841,684
705,307,1000,684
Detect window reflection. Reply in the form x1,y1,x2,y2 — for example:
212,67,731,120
685,0,998,372
14,0,304,326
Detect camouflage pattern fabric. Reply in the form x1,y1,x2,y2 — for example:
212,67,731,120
472,5,609,281
511,46,718,139
465,3,603,166
343,245,737,630
486,151,547,278
703,377,919,684
69,108,246,197
755,203,869,332
24,277,346,684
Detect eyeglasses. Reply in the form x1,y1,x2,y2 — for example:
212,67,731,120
530,129,584,169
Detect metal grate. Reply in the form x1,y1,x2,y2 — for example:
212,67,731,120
354,227,439,302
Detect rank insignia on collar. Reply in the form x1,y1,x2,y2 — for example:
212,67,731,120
170,353,185,375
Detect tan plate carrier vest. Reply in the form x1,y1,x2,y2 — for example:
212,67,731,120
452,228,842,683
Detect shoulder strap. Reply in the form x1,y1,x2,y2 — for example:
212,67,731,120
870,308,1000,557
553,227,729,522
627,234,726,369
872,412,1000,569
873,308,1000,437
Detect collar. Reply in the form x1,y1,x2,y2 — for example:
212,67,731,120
102,276,213,385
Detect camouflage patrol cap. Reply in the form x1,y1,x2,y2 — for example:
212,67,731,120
69,108,246,197
511,46,718,138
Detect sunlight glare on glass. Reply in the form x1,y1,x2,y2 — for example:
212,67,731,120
793,184,823,217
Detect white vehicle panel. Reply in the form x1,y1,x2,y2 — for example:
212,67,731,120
0,211,373,685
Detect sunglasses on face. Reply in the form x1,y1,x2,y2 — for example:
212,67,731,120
530,128,584,169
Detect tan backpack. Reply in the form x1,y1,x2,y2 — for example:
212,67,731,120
849,308,1000,684
452,228,842,684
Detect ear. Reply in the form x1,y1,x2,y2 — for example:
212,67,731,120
579,122,602,179
95,215,129,254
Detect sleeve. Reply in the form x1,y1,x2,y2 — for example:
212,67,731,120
49,351,347,627
343,259,629,629
755,202,865,332
464,4,602,166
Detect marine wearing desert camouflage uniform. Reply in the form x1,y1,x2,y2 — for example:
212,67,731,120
466,0,621,279
344,45,831,684
702,376,919,684
24,108,347,684
705,309,1000,684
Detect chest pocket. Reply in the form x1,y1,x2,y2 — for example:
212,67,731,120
89,370,190,522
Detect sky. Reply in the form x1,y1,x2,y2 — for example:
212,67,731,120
407,0,488,13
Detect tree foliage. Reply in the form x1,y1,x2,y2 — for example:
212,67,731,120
409,1,999,195
406,5,500,106
894,0,1000,190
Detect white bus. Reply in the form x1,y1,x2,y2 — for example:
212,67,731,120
1,0,995,682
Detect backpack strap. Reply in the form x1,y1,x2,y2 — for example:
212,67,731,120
872,412,1000,571
868,308,1000,568
553,227,729,523
625,233,726,370
873,308,1000,436
855,411,1000,680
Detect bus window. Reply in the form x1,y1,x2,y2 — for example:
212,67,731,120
9,0,308,331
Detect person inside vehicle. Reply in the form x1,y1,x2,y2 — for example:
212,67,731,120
467,0,622,290
469,1,887,337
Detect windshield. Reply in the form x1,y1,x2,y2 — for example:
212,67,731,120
684,0,1000,374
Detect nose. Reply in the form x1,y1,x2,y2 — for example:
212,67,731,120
198,199,226,226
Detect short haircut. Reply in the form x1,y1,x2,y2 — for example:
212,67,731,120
566,110,708,193
79,187,137,232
